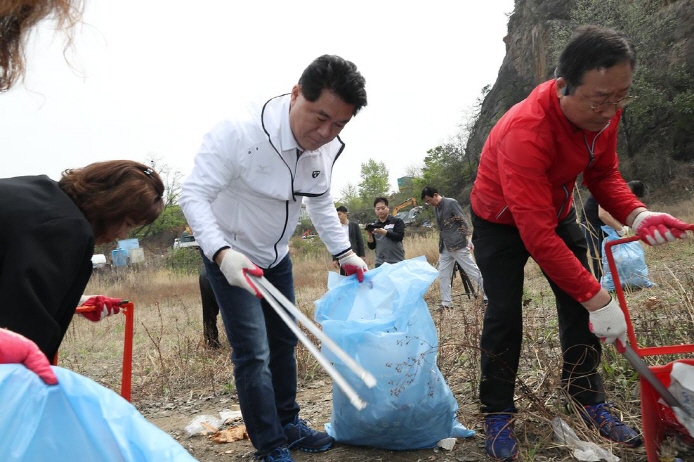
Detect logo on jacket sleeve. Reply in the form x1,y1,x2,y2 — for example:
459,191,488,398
312,170,321,178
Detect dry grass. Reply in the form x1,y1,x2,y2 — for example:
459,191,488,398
58,201,694,460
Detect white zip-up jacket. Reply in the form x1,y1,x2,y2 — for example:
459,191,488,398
180,94,352,268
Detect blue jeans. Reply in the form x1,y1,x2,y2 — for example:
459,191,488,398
203,253,299,456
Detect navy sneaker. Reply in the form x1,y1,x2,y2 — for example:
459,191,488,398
283,416,334,453
260,447,294,462
581,402,643,448
484,412,519,460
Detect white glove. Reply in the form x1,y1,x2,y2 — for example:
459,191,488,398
219,249,264,297
338,252,368,282
616,226,628,237
632,211,692,245
588,298,627,352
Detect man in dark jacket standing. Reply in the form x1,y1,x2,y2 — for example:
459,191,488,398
332,206,365,275
199,265,221,349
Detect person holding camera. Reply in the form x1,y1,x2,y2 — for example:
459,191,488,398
366,197,405,268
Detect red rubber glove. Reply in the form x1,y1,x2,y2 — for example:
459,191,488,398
79,295,123,322
632,211,694,246
0,328,58,385
338,252,368,282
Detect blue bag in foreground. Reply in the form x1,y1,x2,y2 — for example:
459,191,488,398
314,256,475,450
0,365,197,462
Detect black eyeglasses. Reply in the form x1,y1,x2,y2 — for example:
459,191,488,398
587,95,637,113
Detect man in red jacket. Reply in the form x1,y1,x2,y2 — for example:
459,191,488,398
470,26,693,460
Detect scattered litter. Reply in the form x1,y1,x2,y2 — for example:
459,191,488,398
551,417,619,462
668,362,694,437
209,425,249,444
219,409,243,424
437,438,456,450
184,409,247,441
184,415,222,437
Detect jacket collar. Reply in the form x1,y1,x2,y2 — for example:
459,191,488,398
262,94,301,153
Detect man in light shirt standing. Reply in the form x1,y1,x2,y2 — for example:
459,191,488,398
180,55,369,462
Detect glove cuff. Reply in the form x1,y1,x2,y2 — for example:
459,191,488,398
631,210,652,232
337,250,355,262
335,248,353,260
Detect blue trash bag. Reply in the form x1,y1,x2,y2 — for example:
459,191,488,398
0,365,197,462
314,256,475,450
600,225,654,291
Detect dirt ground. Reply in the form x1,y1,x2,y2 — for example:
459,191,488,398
133,294,657,462
142,379,493,462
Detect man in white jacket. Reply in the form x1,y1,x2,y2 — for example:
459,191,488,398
180,55,368,462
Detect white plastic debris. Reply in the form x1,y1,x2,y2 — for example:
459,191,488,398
219,409,243,423
184,415,223,437
551,417,619,462
668,362,694,437
437,437,456,450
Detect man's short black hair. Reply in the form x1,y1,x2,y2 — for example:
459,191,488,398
336,205,348,213
555,25,636,93
421,186,438,200
299,55,368,116
374,197,388,207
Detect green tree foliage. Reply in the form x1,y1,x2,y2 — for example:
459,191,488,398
418,135,479,203
336,182,370,224
128,157,188,246
358,159,390,203
147,204,187,235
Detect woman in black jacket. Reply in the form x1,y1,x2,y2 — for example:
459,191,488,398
0,161,164,363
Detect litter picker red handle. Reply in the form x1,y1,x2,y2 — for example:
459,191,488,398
622,344,691,418
604,236,694,357
73,300,134,401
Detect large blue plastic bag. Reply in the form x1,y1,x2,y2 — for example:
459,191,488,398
314,256,475,450
0,365,197,462
600,226,654,291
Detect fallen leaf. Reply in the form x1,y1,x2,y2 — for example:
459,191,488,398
644,296,661,310
209,425,249,444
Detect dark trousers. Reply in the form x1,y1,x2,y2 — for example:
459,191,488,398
472,208,604,413
199,266,221,348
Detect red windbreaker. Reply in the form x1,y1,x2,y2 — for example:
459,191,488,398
470,80,645,302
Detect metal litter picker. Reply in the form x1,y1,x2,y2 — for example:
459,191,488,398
251,275,376,410
605,235,694,461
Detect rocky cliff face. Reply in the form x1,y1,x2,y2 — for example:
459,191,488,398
465,0,694,170
465,0,574,159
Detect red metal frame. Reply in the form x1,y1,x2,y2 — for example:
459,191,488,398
605,237,694,461
53,302,134,402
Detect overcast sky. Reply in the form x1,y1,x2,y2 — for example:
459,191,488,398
2,0,515,198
